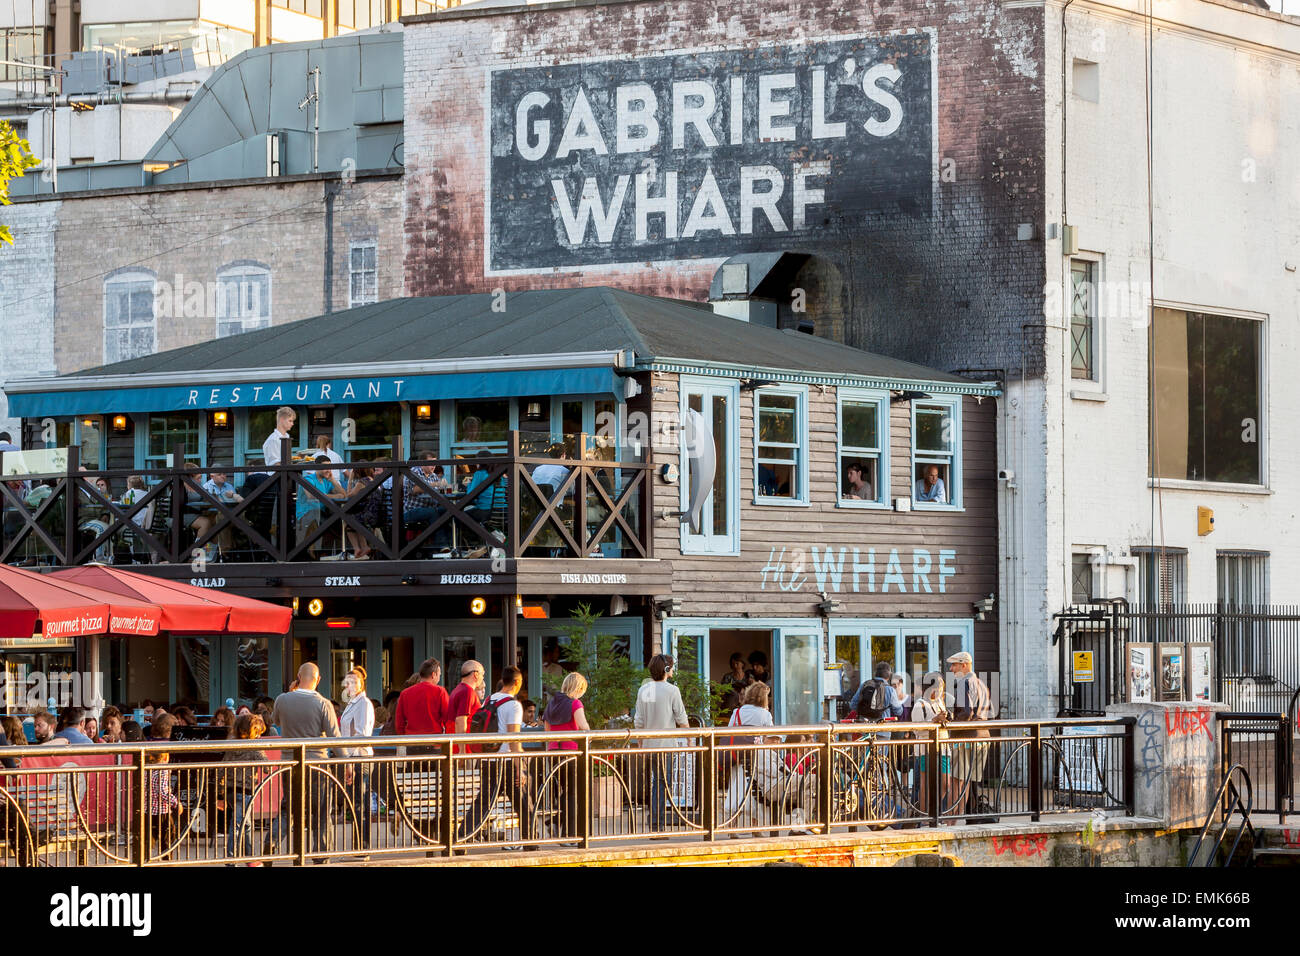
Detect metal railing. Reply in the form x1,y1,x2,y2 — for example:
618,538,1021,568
1218,712,1289,825
1188,764,1256,868
0,432,651,566
1055,602,1300,715
0,718,1133,866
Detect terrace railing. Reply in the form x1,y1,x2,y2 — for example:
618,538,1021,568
0,718,1133,867
0,432,651,566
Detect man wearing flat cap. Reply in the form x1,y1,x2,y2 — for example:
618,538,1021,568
946,650,994,821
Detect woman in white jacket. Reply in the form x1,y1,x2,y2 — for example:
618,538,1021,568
338,666,375,855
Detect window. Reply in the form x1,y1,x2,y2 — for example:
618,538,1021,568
1152,308,1262,484
681,379,739,555
1134,547,1187,608
1071,553,1094,604
216,263,271,338
1070,260,1096,380
452,400,510,456
103,270,156,364
349,241,378,306
912,398,960,507
145,413,202,467
754,387,807,504
341,403,404,461
238,408,305,466
838,389,888,506
1217,552,1270,676
1218,552,1268,609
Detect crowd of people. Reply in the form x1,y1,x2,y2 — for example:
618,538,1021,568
0,647,993,862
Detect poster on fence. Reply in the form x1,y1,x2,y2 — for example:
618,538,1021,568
1054,725,1109,799
670,751,696,809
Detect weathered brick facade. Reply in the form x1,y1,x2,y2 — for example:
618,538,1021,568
402,0,1047,377
2,171,403,381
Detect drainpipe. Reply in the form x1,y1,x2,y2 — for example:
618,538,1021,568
323,179,341,313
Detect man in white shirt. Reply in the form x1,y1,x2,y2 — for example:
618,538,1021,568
635,653,690,836
454,665,537,850
242,406,296,543
262,406,296,466
914,463,947,503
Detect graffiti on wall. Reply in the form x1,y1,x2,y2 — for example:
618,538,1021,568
487,31,936,271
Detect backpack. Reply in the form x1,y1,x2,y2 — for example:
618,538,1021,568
469,693,515,736
859,678,889,720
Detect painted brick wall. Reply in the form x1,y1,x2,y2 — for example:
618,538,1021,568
0,201,60,433
402,0,1047,377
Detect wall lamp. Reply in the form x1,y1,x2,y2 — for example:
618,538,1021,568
652,596,681,618
817,596,844,616
415,404,433,422
211,410,229,429
111,414,129,433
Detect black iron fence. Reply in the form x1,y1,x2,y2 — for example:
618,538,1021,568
0,432,650,566
0,718,1133,866
1056,603,1300,716
1217,713,1289,824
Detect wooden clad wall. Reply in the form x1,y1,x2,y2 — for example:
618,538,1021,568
651,373,999,663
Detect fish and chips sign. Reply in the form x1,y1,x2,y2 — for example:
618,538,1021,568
487,31,936,272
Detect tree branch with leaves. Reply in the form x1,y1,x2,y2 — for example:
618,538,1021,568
0,121,39,246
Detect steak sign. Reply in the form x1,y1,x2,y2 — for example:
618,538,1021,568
486,31,936,272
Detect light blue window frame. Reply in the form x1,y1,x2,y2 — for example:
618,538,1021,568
911,396,962,511
437,396,622,458
663,617,823,725
525,616,643,703
827,618,974,698
752,384,809,506
680,376,740,556
336,402,411,459
231,407,307,467
836,387,890,509
136,411,207,472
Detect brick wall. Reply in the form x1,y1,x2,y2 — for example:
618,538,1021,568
403,0,1047,377
0,200,60,433
3,172,403,379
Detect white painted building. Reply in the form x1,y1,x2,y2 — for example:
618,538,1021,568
999,0,1300,718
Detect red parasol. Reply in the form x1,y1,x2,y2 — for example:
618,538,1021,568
50,566,292,634
0,563,162,638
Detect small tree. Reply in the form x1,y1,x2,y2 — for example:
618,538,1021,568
0,121,39,246
543,603,644,730
542,605,729,728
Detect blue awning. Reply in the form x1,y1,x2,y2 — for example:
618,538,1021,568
8,366,624,418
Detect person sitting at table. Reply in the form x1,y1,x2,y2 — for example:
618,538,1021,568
202,466,243,505
296,455,347,559
531,441,572,500
464,450,505,527
345,465,385,560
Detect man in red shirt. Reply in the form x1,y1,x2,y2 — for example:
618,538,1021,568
446,659,485,750
393,658,449,738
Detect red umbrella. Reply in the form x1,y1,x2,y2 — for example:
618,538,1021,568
0,564,161,638
50,566,292,634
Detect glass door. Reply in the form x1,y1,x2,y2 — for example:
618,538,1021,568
430,628,493,694
775,629,821,726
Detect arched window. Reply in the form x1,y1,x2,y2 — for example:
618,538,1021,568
216,262,272,338
103,269,156,364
